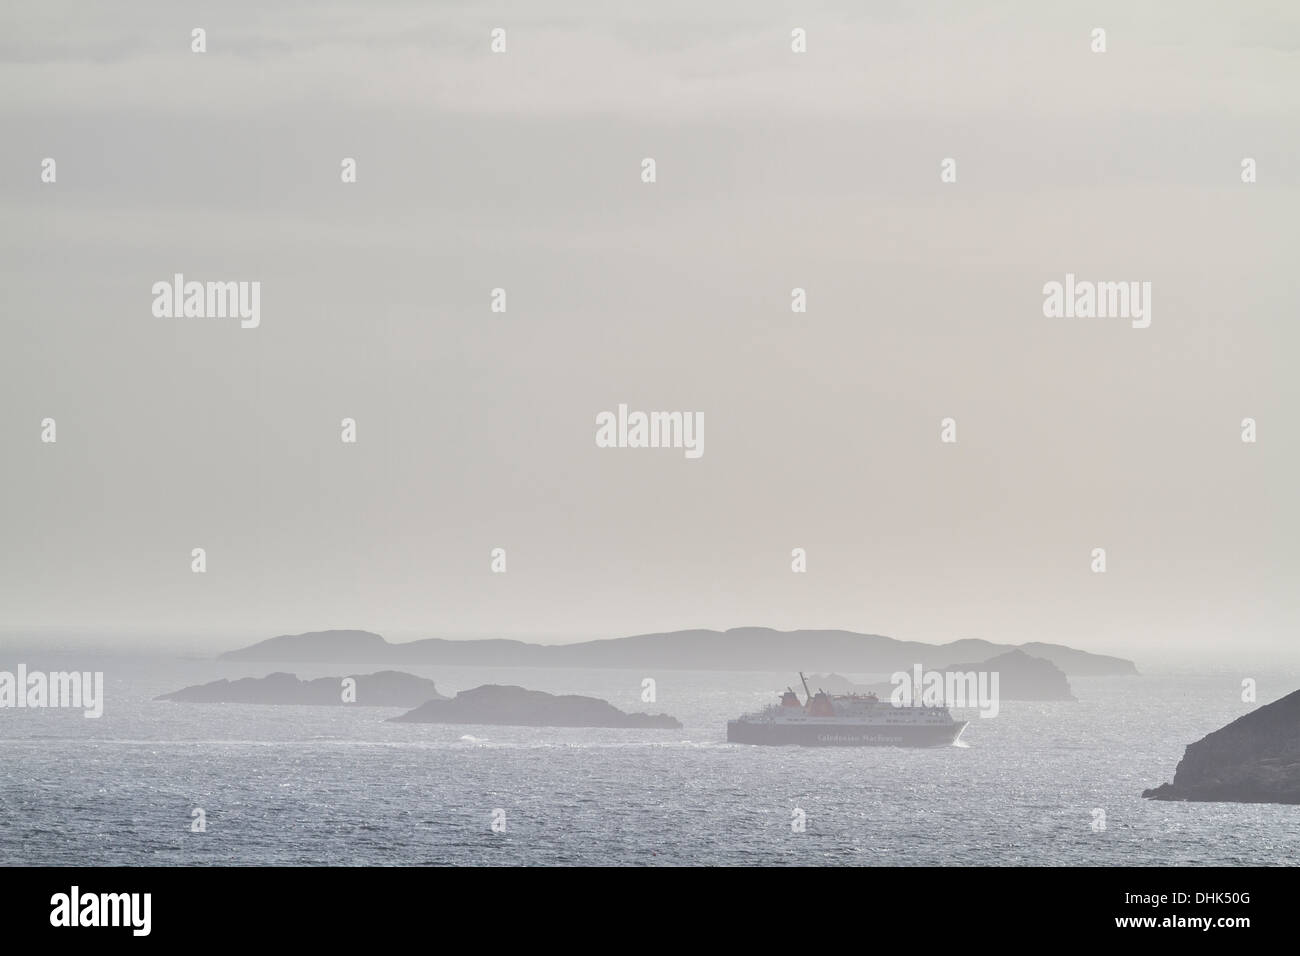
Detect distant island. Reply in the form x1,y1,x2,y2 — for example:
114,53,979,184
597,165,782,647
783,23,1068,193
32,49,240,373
929,649,1075,701
1143,688,1300,805
806,648,1076,701
220,627,1138,676
390,684,682,729
801,673,874,695
157,670,445,707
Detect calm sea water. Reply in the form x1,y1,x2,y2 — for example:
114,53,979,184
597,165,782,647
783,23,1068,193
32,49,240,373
1,655,1296,865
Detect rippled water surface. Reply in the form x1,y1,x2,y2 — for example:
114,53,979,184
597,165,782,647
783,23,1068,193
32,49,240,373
1,656,1295,865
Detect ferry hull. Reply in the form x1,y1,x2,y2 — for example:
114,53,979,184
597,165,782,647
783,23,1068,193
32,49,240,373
727,719,967,747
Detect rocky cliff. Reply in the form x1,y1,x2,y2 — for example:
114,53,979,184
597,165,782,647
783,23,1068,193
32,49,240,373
1143,688,1300,805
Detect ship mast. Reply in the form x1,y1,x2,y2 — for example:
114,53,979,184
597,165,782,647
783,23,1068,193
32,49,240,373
799,671,812,704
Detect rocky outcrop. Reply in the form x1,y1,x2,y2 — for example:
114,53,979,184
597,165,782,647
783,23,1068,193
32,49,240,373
389,684,681,729
806,649,1074,701
157,670,444,707
1016,642,1137,677
1143,688,1300,805
936,649,1075,701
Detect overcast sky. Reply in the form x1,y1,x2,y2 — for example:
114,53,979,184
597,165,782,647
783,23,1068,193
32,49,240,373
1,1,1297,661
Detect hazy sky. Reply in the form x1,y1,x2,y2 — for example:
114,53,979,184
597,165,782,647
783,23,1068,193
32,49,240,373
2,1,1297,659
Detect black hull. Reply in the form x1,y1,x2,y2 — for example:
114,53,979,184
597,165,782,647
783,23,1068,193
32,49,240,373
727,720,967,747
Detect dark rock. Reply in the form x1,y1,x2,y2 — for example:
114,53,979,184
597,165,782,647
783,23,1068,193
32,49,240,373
937,649,1075,701
1016,642,1138,677
157,670,444,707
1143,688,1300,805
389,684,681,729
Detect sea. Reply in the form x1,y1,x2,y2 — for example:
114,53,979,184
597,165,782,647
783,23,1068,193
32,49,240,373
1,653,1296,866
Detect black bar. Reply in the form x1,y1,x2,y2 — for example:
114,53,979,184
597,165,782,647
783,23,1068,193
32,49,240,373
0,866,1274,942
